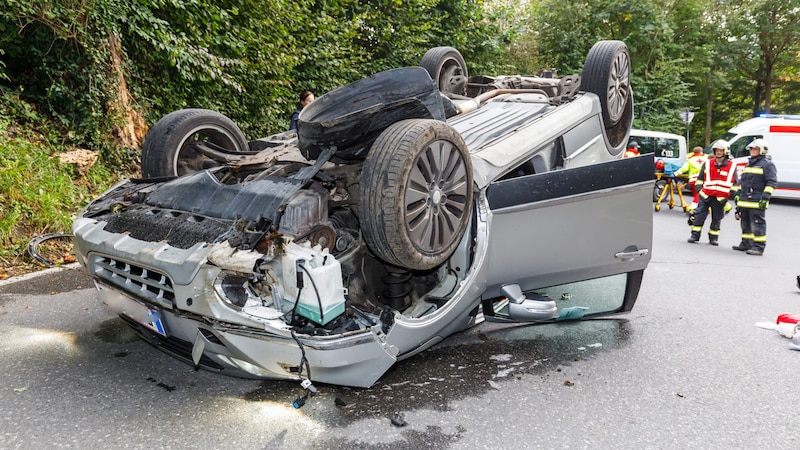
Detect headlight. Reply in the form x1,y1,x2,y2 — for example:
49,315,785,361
213,271,258,309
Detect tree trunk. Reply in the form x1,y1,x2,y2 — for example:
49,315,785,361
752,81,763,117
705,84,712,146
107,32,147,149
763,64,773,113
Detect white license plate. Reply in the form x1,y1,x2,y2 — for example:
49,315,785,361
120,296,168,337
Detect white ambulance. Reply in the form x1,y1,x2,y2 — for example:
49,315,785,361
721,115,800,200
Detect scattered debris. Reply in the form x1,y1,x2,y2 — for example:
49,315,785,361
146,377,176,392
55,149,99,175
27,233,74,267
334,397,347,407
755,313,800,351
390,413,406,427
564,380,574,386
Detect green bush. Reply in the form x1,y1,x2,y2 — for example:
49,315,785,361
0,116,117,260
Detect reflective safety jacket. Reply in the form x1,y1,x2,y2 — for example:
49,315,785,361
695,156,735,200
673,153,708,182
731,155,778,209
624,148,640,158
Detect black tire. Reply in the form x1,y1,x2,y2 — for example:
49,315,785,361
359,119,473,270
653,179,667,202
420,47,468,97
141,109,248,178
581,40,632,128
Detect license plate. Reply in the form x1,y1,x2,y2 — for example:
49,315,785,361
120,296,168,337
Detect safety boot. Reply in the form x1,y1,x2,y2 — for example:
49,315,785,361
708,236,719,246
746,248,764,256
687,233,700,243
732,242,751,251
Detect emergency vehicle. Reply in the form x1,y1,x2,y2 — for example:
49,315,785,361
718,115,800,200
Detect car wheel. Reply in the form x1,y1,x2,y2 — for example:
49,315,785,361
581,40,632,127
141,109,248,178
420,47,469,97
359,119,473,270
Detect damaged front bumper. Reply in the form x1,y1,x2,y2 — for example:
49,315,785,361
73,217,398,388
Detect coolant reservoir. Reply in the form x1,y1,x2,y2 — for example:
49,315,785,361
280,242,345,325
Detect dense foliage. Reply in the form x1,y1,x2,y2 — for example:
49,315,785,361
1,0,799,265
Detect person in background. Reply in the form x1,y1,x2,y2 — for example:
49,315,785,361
624,141,640,158
289,90,315,131
672,146,708,212
687,139,736,246
730,138,778,255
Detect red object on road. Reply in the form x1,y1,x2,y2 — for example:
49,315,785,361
776,313,800,325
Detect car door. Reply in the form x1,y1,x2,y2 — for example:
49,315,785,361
480,150,653,320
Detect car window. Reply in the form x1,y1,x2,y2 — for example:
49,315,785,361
730,135,762,158
532,273,628,316
484,272,631,322
630,136,680,159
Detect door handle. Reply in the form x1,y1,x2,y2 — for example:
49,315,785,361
615,247,649,261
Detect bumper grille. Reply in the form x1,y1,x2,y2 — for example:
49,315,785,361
92,255,175,309
119,315,225,371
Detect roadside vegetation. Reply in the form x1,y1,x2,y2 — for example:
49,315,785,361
1,0,799,277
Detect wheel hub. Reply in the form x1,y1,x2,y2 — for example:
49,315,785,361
431,187,443,205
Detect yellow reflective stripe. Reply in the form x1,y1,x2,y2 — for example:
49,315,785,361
753,236,767,243
742,233,755,240
743,167,764,174
764,186,775,194
709,229,720,236
691,226,703,232
738,200,760,208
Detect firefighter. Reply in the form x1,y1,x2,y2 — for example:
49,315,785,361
730,138,778,255
687,139,736,245
624,141,640,158
672,146,708,212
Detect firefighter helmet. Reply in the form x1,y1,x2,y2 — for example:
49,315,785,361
711,139,730,156
746,138,769,156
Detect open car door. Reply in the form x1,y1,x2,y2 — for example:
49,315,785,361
480,154,653,322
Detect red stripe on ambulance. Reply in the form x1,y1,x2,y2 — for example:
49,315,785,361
769,125,800,133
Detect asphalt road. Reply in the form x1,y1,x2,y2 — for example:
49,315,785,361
1,200,799,449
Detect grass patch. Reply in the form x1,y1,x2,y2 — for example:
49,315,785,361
0,120,121,265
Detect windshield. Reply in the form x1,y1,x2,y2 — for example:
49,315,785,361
703,133,763,158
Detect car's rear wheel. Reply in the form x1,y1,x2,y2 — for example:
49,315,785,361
581,40,632,127
420,47,469,97
141,109,248,178
359,119,473,270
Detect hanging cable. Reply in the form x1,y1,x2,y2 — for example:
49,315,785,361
299,263,324,324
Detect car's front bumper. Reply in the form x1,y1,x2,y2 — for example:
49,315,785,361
74,217,398,387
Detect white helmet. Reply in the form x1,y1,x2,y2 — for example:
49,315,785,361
747,138,769,156
711,139,730,156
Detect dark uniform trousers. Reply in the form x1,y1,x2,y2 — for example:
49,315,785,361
737,198,767,251
690,196,726,242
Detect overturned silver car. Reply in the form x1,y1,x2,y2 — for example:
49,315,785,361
72,40,653,388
